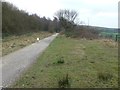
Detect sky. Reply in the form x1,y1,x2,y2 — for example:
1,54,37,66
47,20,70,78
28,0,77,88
4,0,119,28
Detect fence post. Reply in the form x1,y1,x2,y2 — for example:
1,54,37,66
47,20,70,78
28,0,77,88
115,35,118,42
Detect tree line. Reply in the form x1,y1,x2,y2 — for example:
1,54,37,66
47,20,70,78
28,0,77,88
2,1,99,39
2,2,60,38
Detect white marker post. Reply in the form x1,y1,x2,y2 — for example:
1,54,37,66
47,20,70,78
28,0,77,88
37,38,39,42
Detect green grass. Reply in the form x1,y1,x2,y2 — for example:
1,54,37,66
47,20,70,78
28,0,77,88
2,31,52,56
12,35,118,88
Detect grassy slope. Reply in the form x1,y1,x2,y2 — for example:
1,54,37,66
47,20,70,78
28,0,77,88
12,35,118,88
2,31,52,56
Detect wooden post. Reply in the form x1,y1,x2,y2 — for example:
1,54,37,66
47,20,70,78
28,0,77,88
115,35,118,42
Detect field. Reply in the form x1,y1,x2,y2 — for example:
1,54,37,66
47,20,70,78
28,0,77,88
100,32,119,41
11,35,118,88
2,31,52,56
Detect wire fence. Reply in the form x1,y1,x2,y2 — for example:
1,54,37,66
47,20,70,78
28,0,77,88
99,32,120,42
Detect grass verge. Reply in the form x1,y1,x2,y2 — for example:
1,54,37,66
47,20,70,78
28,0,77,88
12,35,118,88
2,31,52,56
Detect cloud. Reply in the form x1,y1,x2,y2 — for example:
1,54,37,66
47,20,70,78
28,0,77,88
83,0,119,5
96,12,117,17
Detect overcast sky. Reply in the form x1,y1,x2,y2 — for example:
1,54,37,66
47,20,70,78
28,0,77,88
4,0,119,28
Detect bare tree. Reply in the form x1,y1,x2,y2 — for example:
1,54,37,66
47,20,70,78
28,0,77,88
55,9,78,23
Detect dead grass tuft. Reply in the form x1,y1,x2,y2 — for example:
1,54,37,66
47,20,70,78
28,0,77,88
98,39,118,48
2,32,52,56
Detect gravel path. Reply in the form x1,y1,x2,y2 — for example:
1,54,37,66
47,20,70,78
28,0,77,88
1,33,59,88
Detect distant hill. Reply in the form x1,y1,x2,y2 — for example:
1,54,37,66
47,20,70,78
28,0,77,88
93,26,118,33
91,26,118,40
78,25,118,33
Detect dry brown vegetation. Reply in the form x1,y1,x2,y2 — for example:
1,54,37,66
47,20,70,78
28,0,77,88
97,39,118,48
2,32,52,56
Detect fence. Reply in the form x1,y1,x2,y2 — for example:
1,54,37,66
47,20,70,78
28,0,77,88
100,32,119,41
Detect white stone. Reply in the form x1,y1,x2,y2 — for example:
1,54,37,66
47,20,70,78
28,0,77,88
37,38,39,41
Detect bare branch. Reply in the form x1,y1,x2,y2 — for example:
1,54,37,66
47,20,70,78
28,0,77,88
55,9,78,23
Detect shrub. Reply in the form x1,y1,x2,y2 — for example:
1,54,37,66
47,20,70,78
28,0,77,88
97,72,113,81
57,57,64,64
64,25,100,39
58,74,71,88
